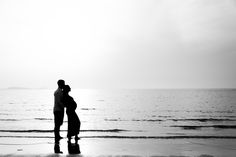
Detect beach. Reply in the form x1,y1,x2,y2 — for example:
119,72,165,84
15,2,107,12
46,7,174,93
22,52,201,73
0,137,236,157
0,89,236,156
1,0,236,156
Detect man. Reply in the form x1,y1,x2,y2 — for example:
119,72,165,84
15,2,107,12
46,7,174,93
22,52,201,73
54,79,65,143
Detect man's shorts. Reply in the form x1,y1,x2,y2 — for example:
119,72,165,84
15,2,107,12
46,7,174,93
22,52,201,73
54,111,64,126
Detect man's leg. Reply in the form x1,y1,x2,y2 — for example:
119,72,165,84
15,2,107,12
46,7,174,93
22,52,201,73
54,111,64,143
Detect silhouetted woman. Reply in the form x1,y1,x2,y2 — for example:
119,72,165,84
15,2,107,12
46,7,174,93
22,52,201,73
63,85,80,142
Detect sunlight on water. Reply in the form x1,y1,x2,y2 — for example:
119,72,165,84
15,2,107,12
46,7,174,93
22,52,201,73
0,89,236,138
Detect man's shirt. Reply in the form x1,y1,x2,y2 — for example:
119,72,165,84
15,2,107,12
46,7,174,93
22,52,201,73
54,88,64,112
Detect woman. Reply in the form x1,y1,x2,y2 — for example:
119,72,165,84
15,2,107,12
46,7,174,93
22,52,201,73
63,85,80,142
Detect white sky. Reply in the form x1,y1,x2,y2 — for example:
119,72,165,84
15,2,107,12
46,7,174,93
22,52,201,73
0,0,236,89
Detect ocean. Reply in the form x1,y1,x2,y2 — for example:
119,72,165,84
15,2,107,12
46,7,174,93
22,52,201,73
0,89,236,139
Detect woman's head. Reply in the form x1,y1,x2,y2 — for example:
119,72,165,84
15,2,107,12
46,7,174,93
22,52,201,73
63,85,71,93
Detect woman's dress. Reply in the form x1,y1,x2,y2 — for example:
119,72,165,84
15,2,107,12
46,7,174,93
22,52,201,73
64,95,80,137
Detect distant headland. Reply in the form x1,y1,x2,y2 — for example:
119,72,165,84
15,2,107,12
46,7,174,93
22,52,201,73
7,87,31,90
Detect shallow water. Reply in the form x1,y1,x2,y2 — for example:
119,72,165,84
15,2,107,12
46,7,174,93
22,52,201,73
0,89,236,139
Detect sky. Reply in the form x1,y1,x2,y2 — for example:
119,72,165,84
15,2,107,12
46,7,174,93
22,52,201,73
0,0,236,89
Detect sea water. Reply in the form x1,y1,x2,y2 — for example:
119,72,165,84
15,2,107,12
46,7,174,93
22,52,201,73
0,89,236,139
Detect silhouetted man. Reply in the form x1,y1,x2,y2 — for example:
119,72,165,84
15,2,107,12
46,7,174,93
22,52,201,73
54,79,65,143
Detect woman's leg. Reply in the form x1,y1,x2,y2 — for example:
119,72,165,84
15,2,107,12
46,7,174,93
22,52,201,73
75,135,80,143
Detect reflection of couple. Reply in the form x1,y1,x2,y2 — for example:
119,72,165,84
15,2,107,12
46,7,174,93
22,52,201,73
53,79,80,143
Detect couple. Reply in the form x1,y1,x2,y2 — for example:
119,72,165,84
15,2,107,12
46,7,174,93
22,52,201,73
53,79,80,143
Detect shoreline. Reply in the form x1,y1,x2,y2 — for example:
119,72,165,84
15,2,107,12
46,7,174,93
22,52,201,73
0,137,236,157
1,135,236,139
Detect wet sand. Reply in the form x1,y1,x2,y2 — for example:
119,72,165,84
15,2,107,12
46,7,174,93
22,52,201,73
0,137,236,157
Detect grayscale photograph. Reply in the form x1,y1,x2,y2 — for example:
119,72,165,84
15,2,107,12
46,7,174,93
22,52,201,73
0,0,236,156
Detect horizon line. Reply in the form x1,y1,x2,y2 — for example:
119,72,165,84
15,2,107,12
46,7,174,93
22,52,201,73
1,87,236,90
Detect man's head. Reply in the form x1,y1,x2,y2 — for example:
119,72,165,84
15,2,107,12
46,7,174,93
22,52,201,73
57,79,65,89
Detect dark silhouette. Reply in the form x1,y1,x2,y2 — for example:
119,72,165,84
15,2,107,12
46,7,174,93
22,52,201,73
54,142,63,154
53,79,65,143
68,141,81,154
54,136,81,155
63,85,81,142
